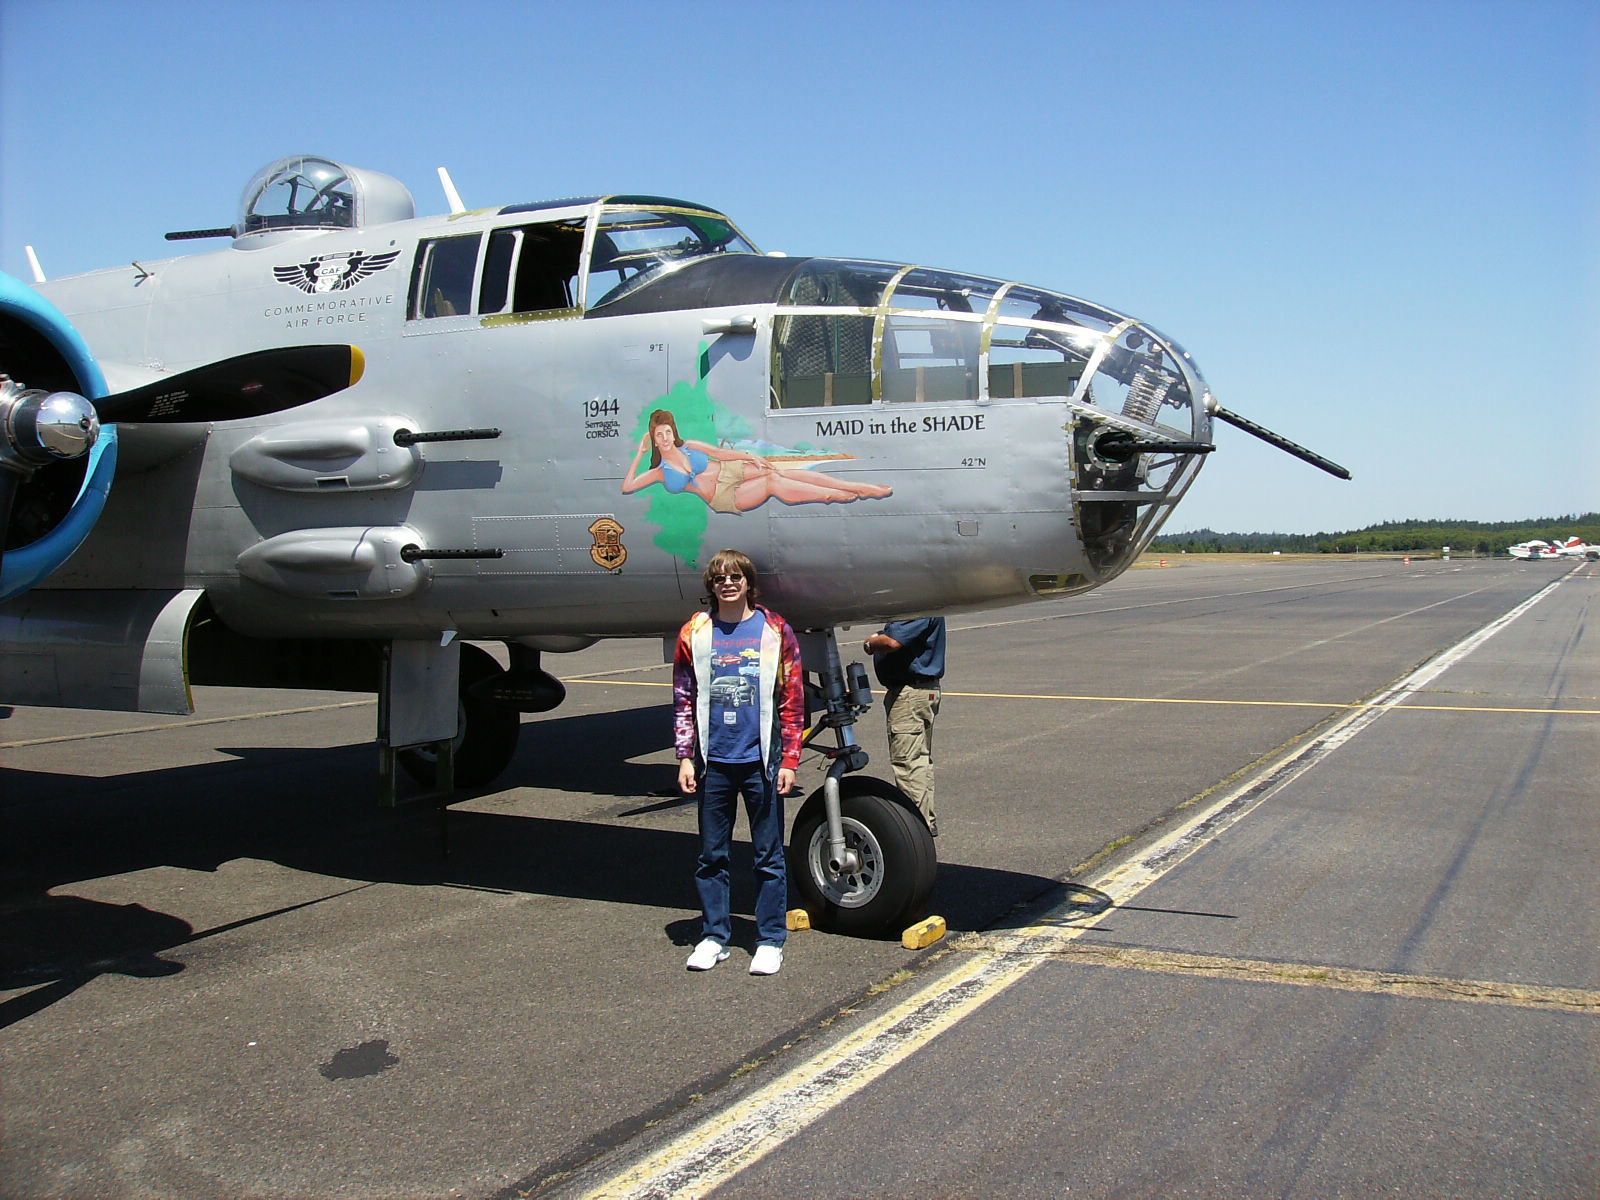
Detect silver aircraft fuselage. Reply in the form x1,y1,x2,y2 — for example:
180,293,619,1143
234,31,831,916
30,175,1213,641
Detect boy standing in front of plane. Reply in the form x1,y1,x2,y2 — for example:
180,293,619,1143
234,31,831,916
674,550,805,976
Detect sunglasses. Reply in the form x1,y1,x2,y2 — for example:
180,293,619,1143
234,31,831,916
709,573,748,584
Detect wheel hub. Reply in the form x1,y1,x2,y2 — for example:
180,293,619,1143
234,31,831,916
808,816,884,907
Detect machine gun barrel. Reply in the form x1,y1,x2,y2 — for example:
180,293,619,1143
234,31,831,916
1209,404,1352,480
1092,429,1215,463
399,545,506,562
393,427,502,445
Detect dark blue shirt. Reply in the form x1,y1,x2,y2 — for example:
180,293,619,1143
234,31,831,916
872,617,946,687
706,612,765,762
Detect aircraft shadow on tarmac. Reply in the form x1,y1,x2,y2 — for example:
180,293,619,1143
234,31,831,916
1,708,1054,1027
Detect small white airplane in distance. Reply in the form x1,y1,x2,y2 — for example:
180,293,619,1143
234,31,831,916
1509,539,1559,559
1509,536,1598,561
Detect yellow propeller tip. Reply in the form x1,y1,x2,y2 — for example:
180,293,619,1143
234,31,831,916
349,345,366,386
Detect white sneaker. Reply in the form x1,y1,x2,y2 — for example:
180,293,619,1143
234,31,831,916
685,939,730,971
749,945,784,976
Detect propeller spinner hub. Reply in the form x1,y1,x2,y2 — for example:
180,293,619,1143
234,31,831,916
0,376,101,469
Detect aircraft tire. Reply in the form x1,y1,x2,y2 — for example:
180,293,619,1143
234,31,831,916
789,776,937,937
397,643,521,788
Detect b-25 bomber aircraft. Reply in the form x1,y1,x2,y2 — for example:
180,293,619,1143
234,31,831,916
1,155,1348,936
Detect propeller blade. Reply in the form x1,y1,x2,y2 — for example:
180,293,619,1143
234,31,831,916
1210,404,1352,480
95,344,365,425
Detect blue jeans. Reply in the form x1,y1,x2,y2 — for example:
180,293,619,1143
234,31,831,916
696,759,788,947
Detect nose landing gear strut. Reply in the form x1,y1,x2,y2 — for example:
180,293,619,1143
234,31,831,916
791,631,937,937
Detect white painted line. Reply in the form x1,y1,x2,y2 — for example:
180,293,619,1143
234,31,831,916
575,572,1571,1199
579,950,1040,1200
1089,570,1572,901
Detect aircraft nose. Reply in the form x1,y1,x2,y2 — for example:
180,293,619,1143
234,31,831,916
767,260,1214,578
769,260,1211,441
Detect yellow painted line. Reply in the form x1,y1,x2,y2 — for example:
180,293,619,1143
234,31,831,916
581,910,1598,1200
15,671,1579,753
955,939,1600,1015
565,677,1599,717
0,699,376,749
940,691,1600,716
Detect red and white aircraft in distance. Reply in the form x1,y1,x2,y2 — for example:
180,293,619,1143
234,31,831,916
1508,536,1598,561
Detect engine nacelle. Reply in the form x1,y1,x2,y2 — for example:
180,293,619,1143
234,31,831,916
0,271,117,602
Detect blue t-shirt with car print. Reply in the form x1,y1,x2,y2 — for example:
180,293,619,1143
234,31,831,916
706,612,764,763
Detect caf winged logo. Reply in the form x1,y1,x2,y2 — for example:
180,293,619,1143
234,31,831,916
273,250,401,294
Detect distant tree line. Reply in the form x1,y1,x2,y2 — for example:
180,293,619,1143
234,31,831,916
1150,514,1600,556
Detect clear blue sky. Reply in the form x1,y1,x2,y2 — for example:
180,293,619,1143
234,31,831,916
2,0,1594,533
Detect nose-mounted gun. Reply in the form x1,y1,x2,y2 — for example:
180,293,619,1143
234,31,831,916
1205,396,1352,480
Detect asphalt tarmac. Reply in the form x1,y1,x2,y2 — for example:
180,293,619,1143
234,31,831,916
3,556,1594,1199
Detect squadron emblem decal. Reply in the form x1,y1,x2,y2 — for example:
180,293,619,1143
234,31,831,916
273,250,401,294
589,517,627,571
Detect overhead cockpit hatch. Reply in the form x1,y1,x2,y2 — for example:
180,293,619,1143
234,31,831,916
232,156,415,247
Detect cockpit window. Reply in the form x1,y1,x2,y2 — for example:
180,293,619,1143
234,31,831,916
784,260,900,308
885,268,1003,314
480,220,585,316
585,209,757,308
879,269,1000,403
770,259,1200,428
407,219,586,322
409,234,481,319
241,157,356,234
771,261,900,407
986,286,1112,401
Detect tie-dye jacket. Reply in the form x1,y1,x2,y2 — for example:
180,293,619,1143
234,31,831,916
673,604,805,774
